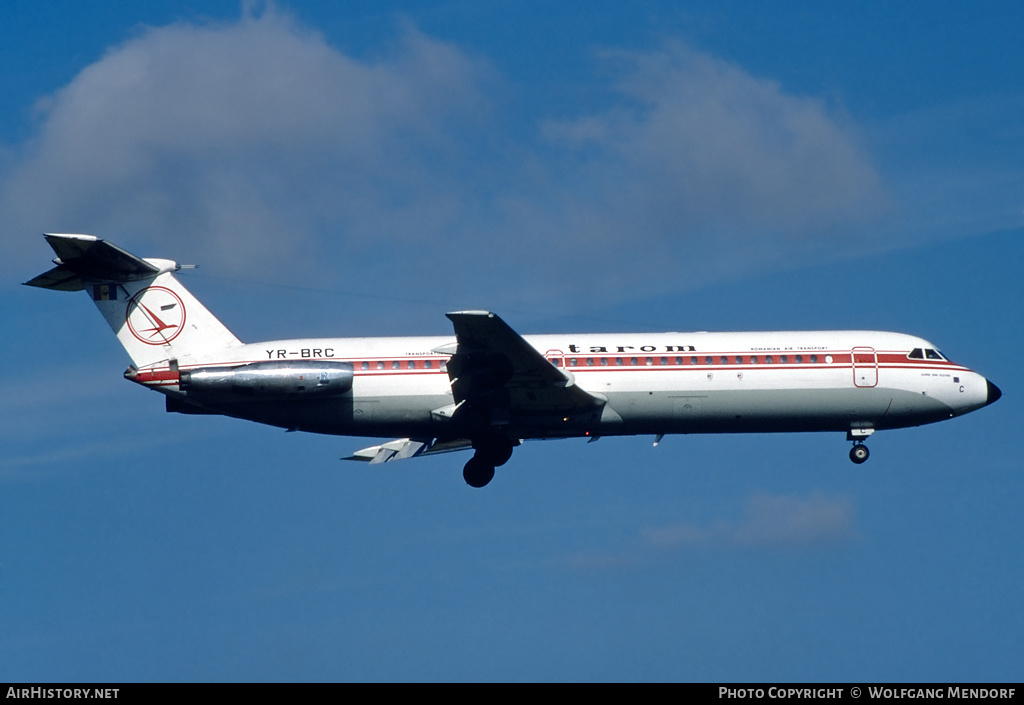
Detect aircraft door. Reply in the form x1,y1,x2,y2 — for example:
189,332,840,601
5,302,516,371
852,347,878,388
545,349,566,369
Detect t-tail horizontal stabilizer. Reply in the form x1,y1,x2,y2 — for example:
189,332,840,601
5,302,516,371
24,233,173,291
25,233,242,368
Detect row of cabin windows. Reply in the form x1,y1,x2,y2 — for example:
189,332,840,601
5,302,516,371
359,349,940,372
360,359,441,371
358,355,825,372
555,354,822,367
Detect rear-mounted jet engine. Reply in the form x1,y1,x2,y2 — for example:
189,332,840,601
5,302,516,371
179,360,354,399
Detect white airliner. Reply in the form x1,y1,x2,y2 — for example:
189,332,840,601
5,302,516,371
26,234,1001,487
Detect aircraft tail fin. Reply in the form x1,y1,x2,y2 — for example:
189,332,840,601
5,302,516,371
25,234,243,368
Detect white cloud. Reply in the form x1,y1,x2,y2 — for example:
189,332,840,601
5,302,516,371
562,491,856,572
3,13,888,308
531,43,888,294
642,491,856,551
2,7,492,276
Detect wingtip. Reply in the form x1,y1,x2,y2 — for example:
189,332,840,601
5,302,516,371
43,232,98,242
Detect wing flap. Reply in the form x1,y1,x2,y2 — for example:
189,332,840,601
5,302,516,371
344,438,474,464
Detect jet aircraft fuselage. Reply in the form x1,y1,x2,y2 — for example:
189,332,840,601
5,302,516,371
27,234,1001,487
136,330,993,440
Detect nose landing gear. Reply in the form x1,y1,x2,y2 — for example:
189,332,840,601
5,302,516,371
847,428,873,465
849,443,870,464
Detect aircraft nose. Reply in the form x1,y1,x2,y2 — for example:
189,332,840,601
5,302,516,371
986,380,1002,406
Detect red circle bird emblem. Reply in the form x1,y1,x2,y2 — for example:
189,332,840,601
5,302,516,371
126,286,186,345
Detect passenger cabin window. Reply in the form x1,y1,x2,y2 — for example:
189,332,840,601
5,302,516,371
361,361,369,370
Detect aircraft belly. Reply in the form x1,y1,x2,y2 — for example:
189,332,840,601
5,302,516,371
199,392,451,437
600,385,953,434
347,375,454,435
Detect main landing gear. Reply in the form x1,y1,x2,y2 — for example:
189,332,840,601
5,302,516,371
849,443,870,464
463,456,495,488
463,436,516,488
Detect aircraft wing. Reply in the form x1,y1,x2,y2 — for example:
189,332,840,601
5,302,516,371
345,311,605,465
444,310,603,416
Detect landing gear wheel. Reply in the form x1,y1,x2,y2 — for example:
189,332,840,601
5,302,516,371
472,437,515,467
479,443,513,467
463,456,496,488
849,444,870,464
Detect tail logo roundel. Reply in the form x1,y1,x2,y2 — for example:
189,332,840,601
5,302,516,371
126,286,186,345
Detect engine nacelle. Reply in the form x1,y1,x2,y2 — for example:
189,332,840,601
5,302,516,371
179,360,354,399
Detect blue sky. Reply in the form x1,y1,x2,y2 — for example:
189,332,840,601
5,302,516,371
1,1,1021,682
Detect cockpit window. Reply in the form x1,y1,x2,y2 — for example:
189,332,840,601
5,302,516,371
925,348,944,360
908,348,924,359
